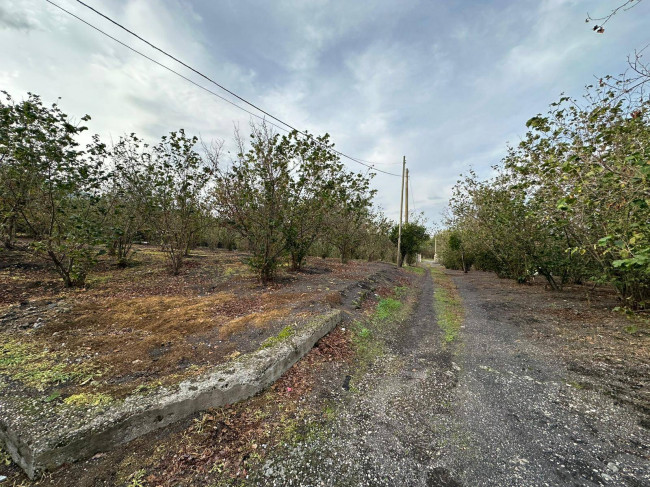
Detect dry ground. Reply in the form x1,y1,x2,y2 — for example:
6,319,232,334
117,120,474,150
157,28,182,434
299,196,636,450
1,253,648,486
0,245,412,486
0,244,383,402
449,270,650,417
250,268,649,486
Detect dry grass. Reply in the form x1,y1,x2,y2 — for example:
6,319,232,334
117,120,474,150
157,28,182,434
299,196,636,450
0,243,386,400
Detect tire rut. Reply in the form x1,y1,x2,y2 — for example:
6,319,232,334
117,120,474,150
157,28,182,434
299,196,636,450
255,269,464,486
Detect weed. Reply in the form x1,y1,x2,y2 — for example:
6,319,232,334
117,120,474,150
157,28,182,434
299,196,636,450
0,446,12,466
357,327,371,338
127,469,147,487
565,380,586,390
63,392,112,408
323,405,336,420
260,325,295,349
45,391,62,403
209,461,226,474
0,336,100,391
393,285,409,297
193,412,215,433
430,267,464,344
375,298,402,320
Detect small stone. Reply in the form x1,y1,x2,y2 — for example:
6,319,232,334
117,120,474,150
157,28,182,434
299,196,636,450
607,462,618,473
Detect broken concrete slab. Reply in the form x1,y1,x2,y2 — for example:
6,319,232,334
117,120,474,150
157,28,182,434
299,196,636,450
0,310,341,479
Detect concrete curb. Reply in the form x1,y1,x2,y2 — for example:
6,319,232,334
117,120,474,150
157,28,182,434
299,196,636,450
1,310,341,479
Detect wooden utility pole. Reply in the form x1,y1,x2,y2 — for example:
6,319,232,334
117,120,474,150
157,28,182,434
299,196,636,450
405,168,409,224
434,236,438,263
397,156,406,267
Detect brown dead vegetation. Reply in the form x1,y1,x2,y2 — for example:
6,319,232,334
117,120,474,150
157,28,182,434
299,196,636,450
0,262,409,487
0,243,388,400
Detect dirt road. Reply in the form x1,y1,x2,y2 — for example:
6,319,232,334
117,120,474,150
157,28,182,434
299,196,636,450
255,267,650,486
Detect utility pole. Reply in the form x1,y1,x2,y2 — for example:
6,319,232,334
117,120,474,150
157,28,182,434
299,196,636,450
405,168,409,224
397,156,406,267
434,236,438,263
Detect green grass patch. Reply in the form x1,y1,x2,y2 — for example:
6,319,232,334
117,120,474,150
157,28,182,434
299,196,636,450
0,336,101,392
63,392,113,408
404,266,425,275
375,297,402,320
430,267,464,344
357,327,371,338
350,284,415,379
260,325,295,349
351,320,383,366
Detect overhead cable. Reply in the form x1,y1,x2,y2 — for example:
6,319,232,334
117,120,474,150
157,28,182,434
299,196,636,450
46,0,402,176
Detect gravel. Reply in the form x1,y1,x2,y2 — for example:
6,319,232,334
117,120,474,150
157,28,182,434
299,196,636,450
251,268,650,486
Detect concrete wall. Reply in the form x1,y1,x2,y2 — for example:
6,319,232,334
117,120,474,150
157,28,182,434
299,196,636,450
1,310,341,479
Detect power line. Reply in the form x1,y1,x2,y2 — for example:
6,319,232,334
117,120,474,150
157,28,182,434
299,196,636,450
72,0,401,171
45,0,401,176
69,0,401,173
43,0,291,136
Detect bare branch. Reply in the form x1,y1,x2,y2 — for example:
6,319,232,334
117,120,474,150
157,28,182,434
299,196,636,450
586,0,644,33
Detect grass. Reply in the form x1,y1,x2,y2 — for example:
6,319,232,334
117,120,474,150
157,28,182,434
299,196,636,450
430,267,464,344
260,325,295,349
63,392,113,408
351,284,415,377
0,336,100,392
404,266,425,275
565,380,586,390
393,286,409,298
375,297,403,320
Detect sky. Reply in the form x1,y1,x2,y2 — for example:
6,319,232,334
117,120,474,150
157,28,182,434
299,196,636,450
1,0,648,227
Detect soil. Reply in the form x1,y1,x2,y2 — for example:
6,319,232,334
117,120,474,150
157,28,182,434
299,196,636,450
2,260,648,486
453,270,649,417
0,257,411,486
0,244,387,401
250,267,650,486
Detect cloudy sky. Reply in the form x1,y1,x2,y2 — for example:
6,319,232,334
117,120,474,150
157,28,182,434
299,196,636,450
1,0,648,226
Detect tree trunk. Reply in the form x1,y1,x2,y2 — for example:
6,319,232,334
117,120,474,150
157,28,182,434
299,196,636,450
3,216,16,249
539,268,560,291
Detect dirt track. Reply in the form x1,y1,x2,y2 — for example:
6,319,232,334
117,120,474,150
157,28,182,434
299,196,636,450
256,267,650,486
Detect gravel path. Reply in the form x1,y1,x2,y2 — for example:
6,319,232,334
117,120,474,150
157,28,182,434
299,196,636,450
254,268,650,486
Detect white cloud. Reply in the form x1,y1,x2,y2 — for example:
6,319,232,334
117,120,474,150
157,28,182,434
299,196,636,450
1,0,648,224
